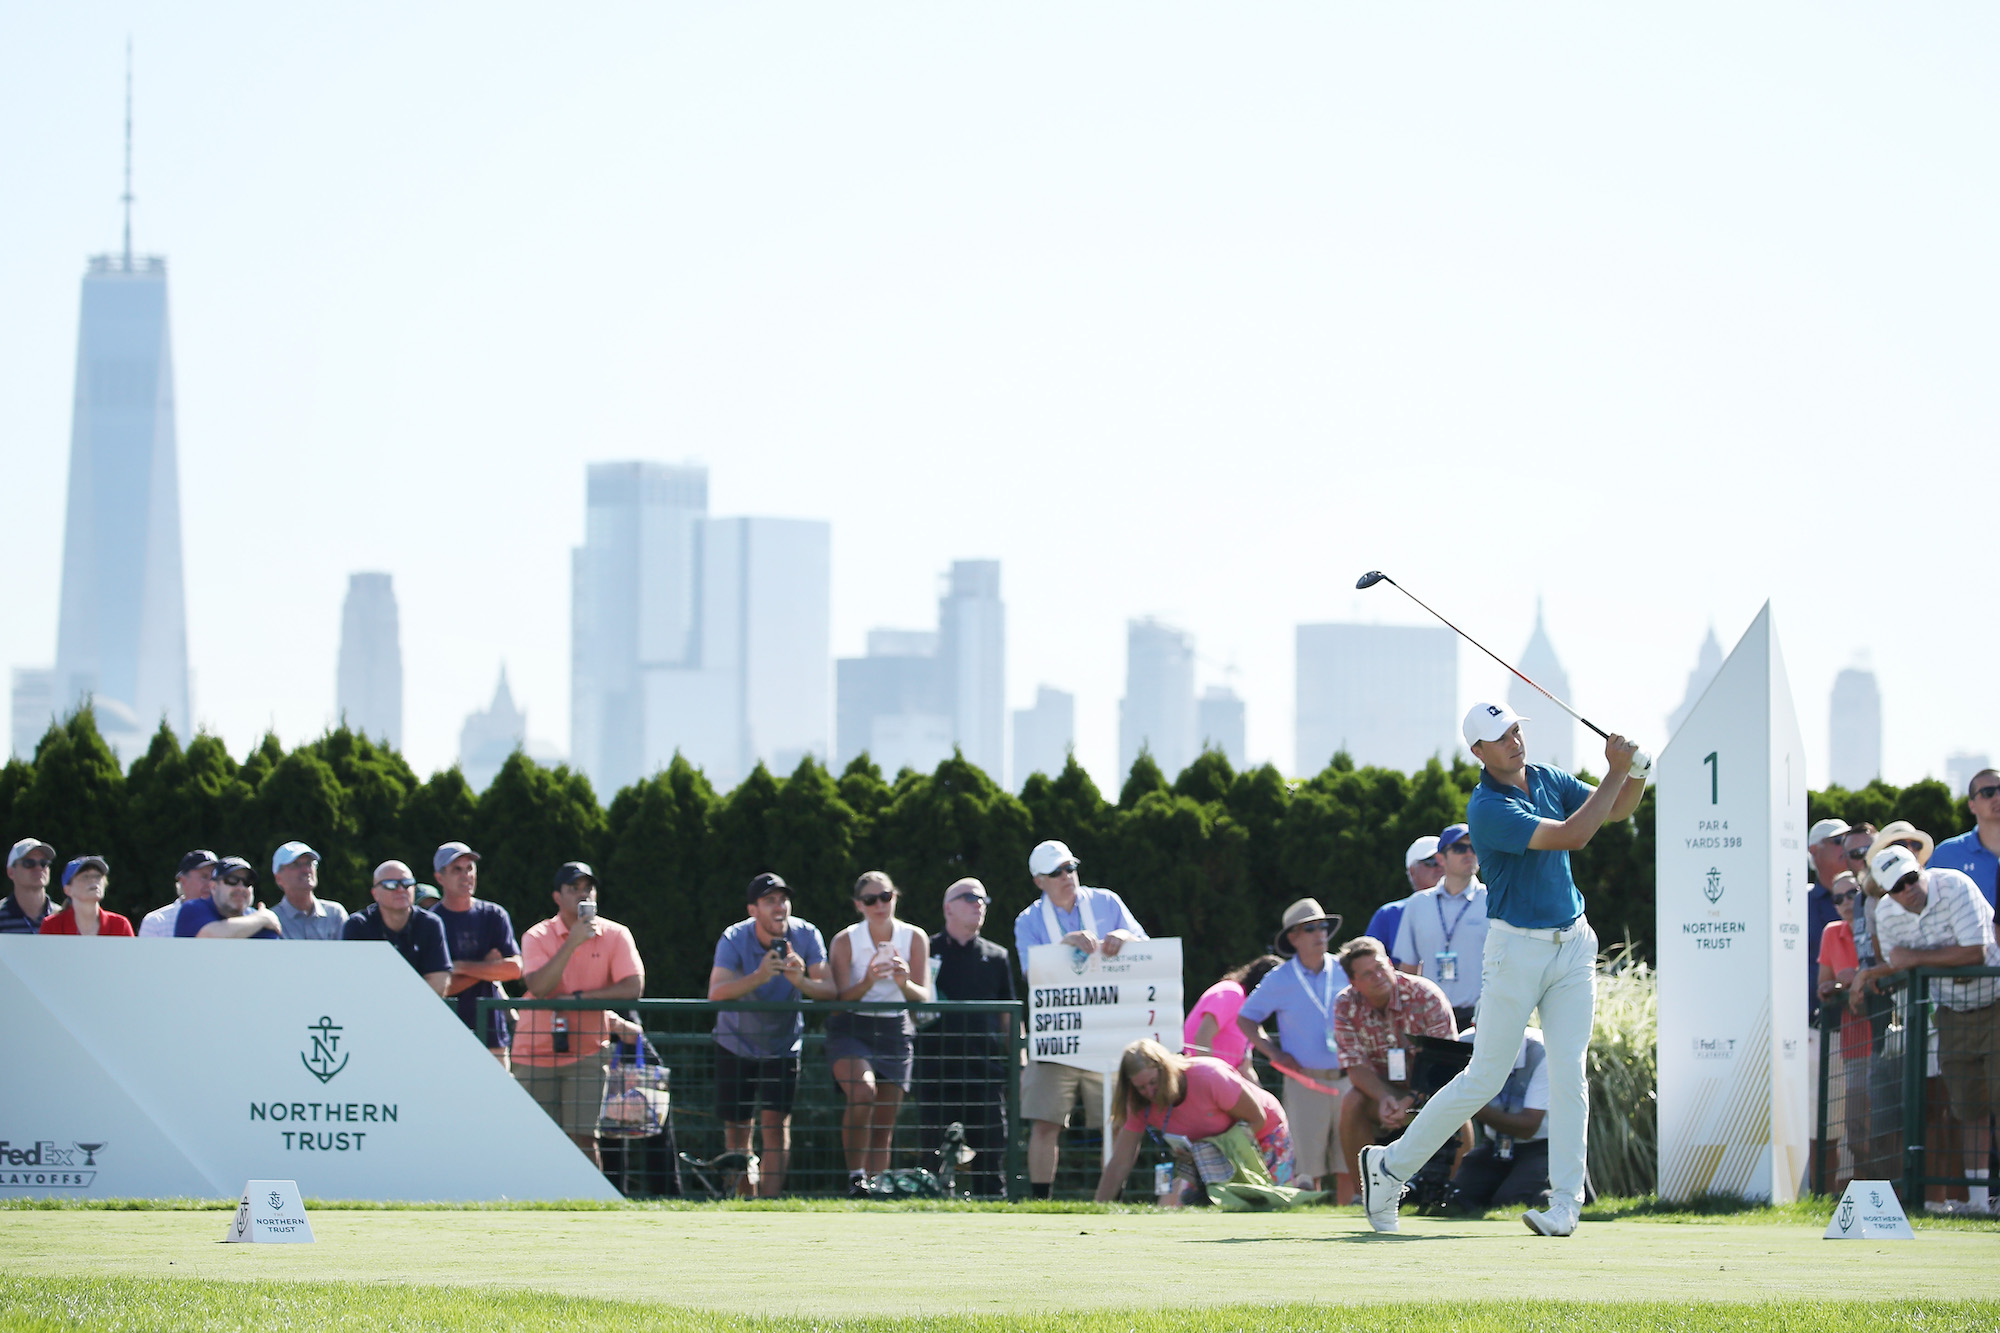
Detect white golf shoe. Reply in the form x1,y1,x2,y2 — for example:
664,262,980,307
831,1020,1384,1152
1521,1198,1580,1237
1359,1145,1404,1233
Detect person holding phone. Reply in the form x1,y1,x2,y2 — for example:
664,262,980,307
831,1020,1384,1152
827,871,930,1195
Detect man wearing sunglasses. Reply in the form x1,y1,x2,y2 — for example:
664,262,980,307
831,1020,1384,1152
1934,770,2000,912
1394,824,1489,1032
1801,818,1853,1180
1238,897,1352,1198
176,857,282,938
341,859,452,997
1863,844,2000,1211
916,877,1016,1196
2,838,59,934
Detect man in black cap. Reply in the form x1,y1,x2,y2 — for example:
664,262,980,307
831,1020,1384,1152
138,849,219,938
707,872,835,1195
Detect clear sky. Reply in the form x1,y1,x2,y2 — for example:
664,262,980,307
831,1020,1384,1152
3,4,1996,796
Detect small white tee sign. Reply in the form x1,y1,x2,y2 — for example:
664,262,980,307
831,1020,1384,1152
1823,1180,1914,1240
223,1179,315,1244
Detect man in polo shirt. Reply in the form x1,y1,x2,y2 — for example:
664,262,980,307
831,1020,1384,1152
1447,1030,1552,1214
432,841,523,1064
1364,838,1442,969
138,849,219,938
1362,701,1646,1237
341,860,451,995
2,838,59,934
1862,845,2000,1212
1395,823,1489,1030
514,861,645,1170
1333,935,1457,1186
1013,838,1147,1199
1933,769,2000,911
1238,897,1352,1198
272,842,347,940
709,872,835,1196
1801,817,1852,1187
916,877,1016,1197
176,857,282,938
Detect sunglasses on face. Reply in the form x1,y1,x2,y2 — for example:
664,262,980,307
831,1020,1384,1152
1050,863,1080,877
1975,784,2000,802
1830,890,1858,905
952,893,991,906
857,892,895,907
1293,922,1334,936
1889,874,1921,896
1845,848,1868,860
15,858,52,870
375,877,416,891
1415,857,1441,870
220,875,252,888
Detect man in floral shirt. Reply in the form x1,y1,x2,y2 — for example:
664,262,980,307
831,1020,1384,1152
1332,935,1456,1187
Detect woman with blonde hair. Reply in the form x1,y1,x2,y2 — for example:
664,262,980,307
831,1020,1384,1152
1093,1038,1294,1203
826,870,930,1195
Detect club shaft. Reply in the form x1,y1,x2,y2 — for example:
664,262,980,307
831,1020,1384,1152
1383,579,1610,740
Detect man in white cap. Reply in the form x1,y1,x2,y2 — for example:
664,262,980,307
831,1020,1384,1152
1361,701,1646,1237
1237,898,1352,1198
1012,838,1147,1199
1801,816,1852,1184
271,842,347,940
1862,844,1999,1213
1364,837,1443,970
433,842,523,1064
2,838,59,934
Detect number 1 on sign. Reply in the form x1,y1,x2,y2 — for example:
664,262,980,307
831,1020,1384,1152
1703,751,1718,805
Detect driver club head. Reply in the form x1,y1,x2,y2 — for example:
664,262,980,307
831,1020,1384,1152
1355,570,1389,590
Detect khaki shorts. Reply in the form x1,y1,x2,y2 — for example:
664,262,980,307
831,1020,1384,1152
515,1056,606,1137
1022,1060,1104,1128
1934,1002,2000,1122
1282,1066,1348,1181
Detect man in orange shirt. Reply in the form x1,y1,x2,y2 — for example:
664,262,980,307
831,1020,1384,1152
511,861,645,1168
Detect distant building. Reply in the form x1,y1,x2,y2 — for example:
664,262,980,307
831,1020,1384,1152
1829,666,1882,790
1666,627,1723,739
336,573,402,749
571,463,830,796
459,668,527,793
1012,686,1075,788
1197,685,1246,770
1120,619,1196,783
10,669,54,761
1296,623,1456,775
1510,600,1572,775
938,561,1005,781
1946,752,1993,799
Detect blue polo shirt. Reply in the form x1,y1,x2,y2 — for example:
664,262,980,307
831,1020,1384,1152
174,896,278,939
1467,763,1594,929
1931,831,1999,910
1806,883,1840,1023
1365,899,1410,959
1238,955,1348,1069
712,916,828,1059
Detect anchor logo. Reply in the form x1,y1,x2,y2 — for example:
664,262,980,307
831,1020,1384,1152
300,1016,349,1084
1837,1196,1855,1232
1704,867,1724,905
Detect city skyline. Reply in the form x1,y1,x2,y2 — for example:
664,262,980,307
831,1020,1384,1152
4,10,1997,794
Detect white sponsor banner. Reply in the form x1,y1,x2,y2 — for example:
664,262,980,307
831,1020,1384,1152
0,937,618,1202
1655,603,1810,1203
225,1179,314,1243
1823,1180,1915,1240
1026,938,1184,1070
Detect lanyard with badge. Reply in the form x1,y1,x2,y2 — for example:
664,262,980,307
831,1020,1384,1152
1434,889,1474,984
1291,956,1336,1064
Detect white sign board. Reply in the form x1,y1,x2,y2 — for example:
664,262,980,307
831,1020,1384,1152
1823,1180,1915,1240
225,1179,315,1243
0,938,618,1202
1026,938,1184,1068
1656,603,1810,1203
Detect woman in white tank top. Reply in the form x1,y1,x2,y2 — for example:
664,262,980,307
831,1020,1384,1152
826,870,931,1192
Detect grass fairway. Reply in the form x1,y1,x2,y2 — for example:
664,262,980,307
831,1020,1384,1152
0,1204,1992,1328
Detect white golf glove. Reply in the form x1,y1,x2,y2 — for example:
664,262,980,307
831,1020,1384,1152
1626,749,1653,784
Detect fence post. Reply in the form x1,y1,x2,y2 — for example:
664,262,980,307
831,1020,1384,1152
1005,1007,1025,1201
1900,972,1929,1207
1814,1005,1834,1198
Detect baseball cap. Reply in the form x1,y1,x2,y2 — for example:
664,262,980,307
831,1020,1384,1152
176,849,220,876
271,841,319,874
213,856,257,884
414,883,442,907
1872,846,1921,893
554,861,596,889
1462,701,1527,749
1404,835,1440,868
746,871,789,904
62,855,109,886
1438,824,1471,852
7,837,55,869
1029,840,1079,877
1806,818,1852,847
433,841,480,875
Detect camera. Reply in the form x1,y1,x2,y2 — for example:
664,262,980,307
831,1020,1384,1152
767,938,789,960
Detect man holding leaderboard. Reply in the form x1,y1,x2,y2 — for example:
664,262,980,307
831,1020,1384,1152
1363,701,1647,1238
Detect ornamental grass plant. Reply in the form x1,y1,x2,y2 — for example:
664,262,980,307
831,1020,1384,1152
1584,941,1658,1199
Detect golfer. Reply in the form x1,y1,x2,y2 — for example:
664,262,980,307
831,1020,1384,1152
1362,701,1646,1237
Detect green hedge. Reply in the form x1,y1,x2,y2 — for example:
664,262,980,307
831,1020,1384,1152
5,709,1970,1000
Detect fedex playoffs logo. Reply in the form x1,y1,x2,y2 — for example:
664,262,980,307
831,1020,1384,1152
0,1139,105,1188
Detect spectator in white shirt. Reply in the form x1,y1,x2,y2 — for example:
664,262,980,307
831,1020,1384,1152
138,849,219,938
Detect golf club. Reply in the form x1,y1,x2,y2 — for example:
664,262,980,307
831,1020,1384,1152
1355,569,1615,742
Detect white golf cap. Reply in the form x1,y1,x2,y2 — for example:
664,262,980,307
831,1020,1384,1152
433,841,480,874
1463,701,1527,749
7,837,55,868
1807,818,1852,846
1028,840,1079,876
271,841,319,873
1871,845,1921,892
1405,835,1441,868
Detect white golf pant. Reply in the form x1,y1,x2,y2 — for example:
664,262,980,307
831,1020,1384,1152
1382,917,1596,1207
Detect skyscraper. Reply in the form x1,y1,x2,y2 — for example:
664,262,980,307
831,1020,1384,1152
1197,685,1246,770
836,631,949,777
50,75,190,761
1295,623,1457,775
1666,626,1723,739
1119,618,1196,783
1829,665,1882,789
1012,685,1075,788
1510,599,1572,774
1946,752,1992,800
460,668,527,792
336,573,402,749
938,561,1005,781
9,669,54,761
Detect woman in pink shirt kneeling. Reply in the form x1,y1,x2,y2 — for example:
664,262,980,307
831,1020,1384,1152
1094,1039,1293,1203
